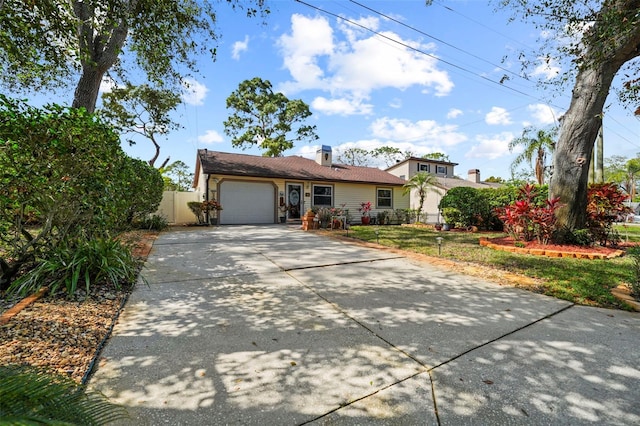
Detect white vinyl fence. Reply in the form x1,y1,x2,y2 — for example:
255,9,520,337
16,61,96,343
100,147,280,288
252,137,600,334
155,191,202,225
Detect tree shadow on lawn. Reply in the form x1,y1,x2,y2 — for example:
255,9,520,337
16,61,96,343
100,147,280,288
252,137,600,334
489,253,634,308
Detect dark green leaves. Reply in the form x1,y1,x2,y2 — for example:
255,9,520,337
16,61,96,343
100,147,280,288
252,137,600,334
224,77,319,157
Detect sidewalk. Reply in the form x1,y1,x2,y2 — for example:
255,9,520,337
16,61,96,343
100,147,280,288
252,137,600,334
89,226,640,425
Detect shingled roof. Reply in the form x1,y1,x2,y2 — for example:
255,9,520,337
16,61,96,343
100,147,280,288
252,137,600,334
197,150,406,186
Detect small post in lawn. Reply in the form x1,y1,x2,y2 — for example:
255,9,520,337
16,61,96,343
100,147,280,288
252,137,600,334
436,236,443,256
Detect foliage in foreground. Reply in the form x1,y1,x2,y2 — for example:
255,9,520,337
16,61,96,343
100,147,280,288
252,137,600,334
0,96,163,289
496,184,562,244
0,365,128,425
626,246,640,298
8,237,141,297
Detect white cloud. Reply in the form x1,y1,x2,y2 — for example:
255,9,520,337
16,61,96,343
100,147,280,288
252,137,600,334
311,96,373,116
531,56,561,80
447,108,463,119
370,117,467,147
197,130,224,144
389,98,402,109
277,14,334,90
232,35,250,60
485,107,512,125
466,132,514,160
527,103,559,125
99,76,116,94
277,13,454,113
181,78,208,106
338,16,381,44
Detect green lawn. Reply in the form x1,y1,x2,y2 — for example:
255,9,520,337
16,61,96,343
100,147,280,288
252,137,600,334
337,225,637,310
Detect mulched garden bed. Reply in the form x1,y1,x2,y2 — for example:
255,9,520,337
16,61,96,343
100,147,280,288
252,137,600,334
0,230,158,384
480,236,625,259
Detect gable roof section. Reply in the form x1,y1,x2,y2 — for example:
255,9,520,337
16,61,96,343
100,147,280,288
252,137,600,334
198,150,406,186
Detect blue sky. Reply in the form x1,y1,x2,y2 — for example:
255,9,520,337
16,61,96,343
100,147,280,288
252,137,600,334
23,1,640,179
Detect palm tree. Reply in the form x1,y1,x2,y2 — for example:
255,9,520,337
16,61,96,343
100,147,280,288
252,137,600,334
623,158,640,201
509,127,557,185
403,171,438,222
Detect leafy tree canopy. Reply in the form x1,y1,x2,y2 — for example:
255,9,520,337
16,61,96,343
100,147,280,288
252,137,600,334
422,152,450,162
161,160,195,191
100,84,181,168
0,0,269,112
224,77,318,157
336,147,373,166
604,154,640,199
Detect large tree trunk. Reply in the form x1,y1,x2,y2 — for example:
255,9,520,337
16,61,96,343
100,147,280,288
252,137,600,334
70,0,130,113
72,67,105,113
550,64,616,229
550,0,640,230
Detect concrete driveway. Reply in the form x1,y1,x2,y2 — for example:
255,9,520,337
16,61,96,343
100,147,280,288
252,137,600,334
90,226,640,425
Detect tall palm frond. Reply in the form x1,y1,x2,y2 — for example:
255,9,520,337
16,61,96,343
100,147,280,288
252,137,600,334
509,127,557,185
403,171,438,220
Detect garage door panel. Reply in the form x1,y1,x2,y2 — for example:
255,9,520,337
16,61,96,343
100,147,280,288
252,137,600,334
220,181,275,224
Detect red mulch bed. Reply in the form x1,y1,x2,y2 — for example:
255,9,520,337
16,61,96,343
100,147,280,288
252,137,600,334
489,236,619,255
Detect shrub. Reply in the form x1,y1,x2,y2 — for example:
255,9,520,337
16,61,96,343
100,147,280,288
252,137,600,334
568,228,595,246
133,214,169,231
481,185,531,230
376,210,389,224
9,237,140,297
586,183,630,246
627,246,640,297
495,183,562,244
441,207,462,228
0,96,156,288
118,158,164,225
439,186,492,229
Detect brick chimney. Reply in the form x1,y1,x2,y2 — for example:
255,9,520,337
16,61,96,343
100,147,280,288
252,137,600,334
468,169,480,183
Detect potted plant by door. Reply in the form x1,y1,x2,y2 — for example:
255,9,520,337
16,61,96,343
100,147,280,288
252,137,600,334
317,207,332,229
279,204,289,223
202,199,223,225
359,201,372,225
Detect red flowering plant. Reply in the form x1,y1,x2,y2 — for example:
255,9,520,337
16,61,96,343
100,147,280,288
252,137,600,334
586,183,630,246
202,199,223,211
358,201,372,217
495,183,562,245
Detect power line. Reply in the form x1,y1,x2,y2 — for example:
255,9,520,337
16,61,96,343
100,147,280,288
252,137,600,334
294,0,539,101
348,0,526,84
432,0,534,51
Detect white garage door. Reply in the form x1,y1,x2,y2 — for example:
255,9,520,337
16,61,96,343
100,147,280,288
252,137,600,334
219,181,275,224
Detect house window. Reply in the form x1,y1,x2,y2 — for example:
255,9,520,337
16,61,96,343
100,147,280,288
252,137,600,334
436,165,446,175
419,164,430,172
313,184,333,206
377,188,392,208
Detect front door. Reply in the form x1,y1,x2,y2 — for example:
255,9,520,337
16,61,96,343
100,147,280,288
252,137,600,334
287,183,302,220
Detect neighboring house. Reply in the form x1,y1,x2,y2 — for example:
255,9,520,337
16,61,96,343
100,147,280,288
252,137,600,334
386,157,501,223
193,146,409,225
